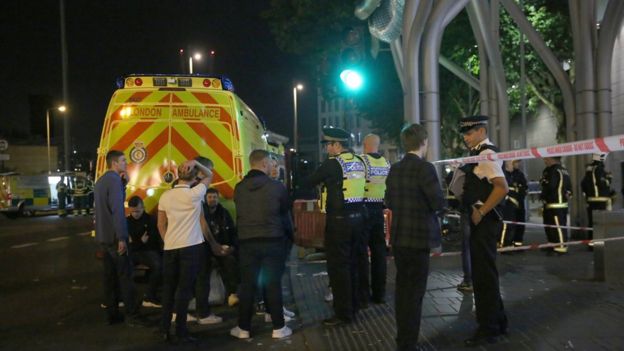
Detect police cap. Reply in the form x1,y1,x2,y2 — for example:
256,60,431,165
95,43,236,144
321,127,351,144
459,115,489,134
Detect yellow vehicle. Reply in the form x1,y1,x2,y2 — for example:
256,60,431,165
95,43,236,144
0,173,51,218
95,74,278,214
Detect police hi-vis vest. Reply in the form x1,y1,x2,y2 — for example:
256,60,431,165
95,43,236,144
360,154,390,203
320,152,366,212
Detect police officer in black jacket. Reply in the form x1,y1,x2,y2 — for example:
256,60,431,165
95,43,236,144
459,116,509,347
306,127,366,326
540,157,572,254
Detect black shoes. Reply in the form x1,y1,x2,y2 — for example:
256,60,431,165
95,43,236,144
464,329,505,347
161,331,198,345
323,316,352,327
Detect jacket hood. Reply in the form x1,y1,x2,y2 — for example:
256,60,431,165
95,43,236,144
240,169,271,191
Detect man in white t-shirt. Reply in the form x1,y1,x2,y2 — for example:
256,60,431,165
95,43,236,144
157,160,225,344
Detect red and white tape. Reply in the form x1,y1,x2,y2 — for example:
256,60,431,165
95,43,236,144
444,213,593,231
429,235,624,257
433,134,624,164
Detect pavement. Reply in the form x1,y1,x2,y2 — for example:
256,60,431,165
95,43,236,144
1,214,623,350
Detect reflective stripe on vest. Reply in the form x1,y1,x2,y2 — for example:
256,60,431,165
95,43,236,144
360,154,390,203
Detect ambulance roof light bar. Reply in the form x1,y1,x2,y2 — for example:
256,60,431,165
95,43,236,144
116,74,235,92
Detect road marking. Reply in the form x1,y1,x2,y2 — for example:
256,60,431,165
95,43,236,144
47,236,70,242
77,231,92,237
11,242,39,249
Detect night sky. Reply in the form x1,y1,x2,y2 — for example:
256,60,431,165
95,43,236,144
0,0,315,153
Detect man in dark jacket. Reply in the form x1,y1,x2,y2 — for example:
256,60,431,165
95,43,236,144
230,149,292,340
94,150,141,325
127,195,163,307
385,124,445,351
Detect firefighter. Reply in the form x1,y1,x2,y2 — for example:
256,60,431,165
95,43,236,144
86,175,95,214
540,157,572,254
56,176,68,217
581,154,615,247
499,160,527,248
73,176,89,216
306,127,365,326
459,115,508,347
358,133,390,306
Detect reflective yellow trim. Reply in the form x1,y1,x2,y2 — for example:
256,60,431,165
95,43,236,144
587,197,611,202
546,203,568,209
500,223,507,247
507,196,520,207
557,169,564,203
553,214,567,252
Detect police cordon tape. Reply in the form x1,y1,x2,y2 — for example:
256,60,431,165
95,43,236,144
433,133,624,164
429,236,624,257
444,212,593,231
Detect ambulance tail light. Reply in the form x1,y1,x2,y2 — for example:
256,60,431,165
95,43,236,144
202,79,211,87
135,78,143,86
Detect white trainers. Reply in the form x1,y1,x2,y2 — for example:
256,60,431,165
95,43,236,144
324,291,333,302
230,326,250,339
197,313,223,325
272,326,293,339
265,313,293,323
283,306,296,318
171,313,197,322
100,302,124,309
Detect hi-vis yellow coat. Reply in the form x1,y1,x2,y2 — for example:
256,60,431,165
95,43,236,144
96,75,275,214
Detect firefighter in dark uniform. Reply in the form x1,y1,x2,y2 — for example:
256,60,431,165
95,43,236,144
510,160,528,246
499,160,528,248
459,116,509,347
73,176,89,216
306,127,366,326
540,157,572,254
581,153,615,247
56,176,68,217
358,133,390,306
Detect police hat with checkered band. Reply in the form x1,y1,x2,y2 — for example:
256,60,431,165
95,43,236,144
321,127,351,144
459,115,489,134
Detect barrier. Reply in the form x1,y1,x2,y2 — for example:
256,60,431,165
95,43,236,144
433,134,624,165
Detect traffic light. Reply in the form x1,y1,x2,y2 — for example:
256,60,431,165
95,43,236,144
339,27,366,92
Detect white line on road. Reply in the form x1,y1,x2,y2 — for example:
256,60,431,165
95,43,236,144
47,236,70,242
77,231,92,237
11,242,39,249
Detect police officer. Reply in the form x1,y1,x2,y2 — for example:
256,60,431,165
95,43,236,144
459,116,509,347
56,176,68,217
540,157,572,254
581,154,615,246
306,127,365,326
358,133,390,306
499,160,527,248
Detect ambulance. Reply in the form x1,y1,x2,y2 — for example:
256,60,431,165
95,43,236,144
0,173,52,218
95,74,281,215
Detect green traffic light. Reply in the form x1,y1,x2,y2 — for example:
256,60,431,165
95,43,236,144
340,69,363,90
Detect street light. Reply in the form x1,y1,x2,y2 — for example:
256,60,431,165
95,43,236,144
189,52,202,74
46,105,67,174
293,84,304,151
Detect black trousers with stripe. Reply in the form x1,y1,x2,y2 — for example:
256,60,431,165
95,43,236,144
543,207,568,245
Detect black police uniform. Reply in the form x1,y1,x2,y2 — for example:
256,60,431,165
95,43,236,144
581,159,614,230
499,168,527,247
306,129,365,324
540,162,572,252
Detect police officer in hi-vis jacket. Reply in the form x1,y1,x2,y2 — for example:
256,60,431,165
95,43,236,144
306,127,366,327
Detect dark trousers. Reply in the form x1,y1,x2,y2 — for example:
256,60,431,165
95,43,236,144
586,201,608,235
131,250,162,300
215,255,240,296
238,238,286,331
101,244,138,320
460,213,472,283
469,215,507,334
359,207,387,303
543,208,568,245
394,247,430,350
326,212,363,320
161,243,203,336
196,243,214,318
512,206,526,243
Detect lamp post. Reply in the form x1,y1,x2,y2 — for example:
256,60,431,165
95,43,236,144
189,52,201,74
293,84,304,152
47,105,66,174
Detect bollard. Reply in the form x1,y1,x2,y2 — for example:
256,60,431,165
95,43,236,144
593,210,624,285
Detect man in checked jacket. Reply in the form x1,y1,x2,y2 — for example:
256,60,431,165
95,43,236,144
385,124,445,351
